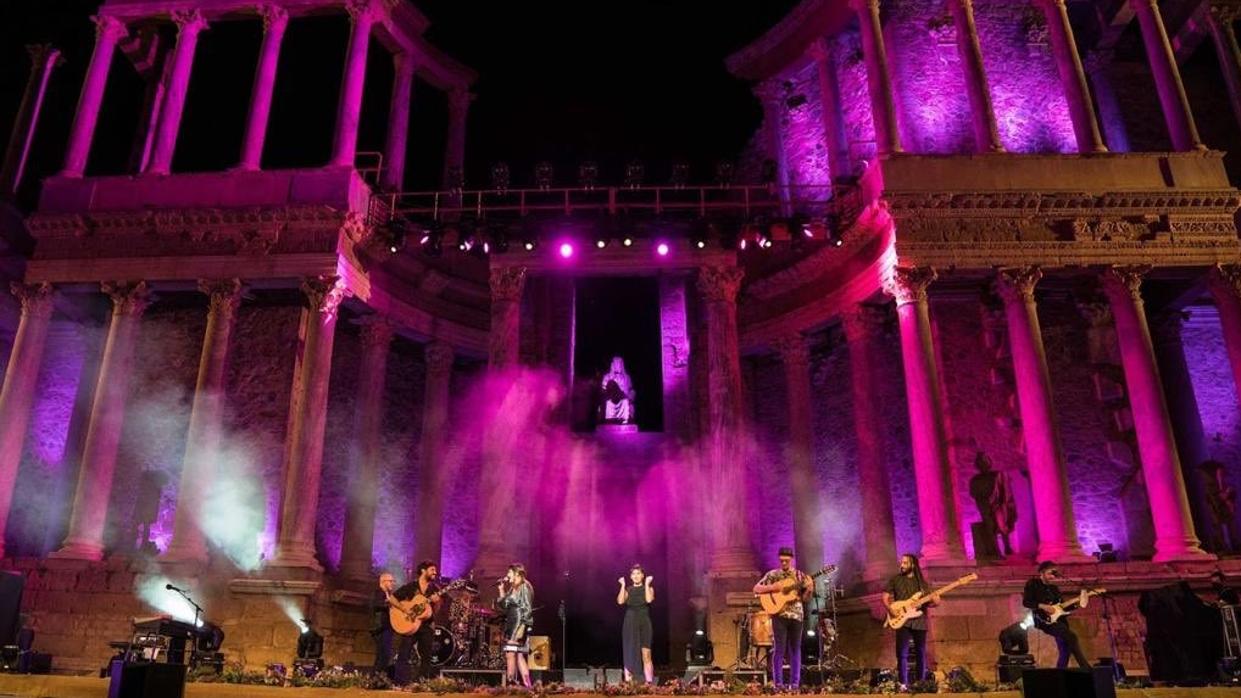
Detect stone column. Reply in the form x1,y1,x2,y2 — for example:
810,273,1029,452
995,268,1089,561
339,315,394,580
146,10,209,175
1100,266,1209,561
1130,0,1205,151
883,267,964,564
488,267,526,370
1036,0,1107,153
0,284,56,558
53,281,152,560
414,340,454,565
1205,3,1241,133
1083,50,1131,152
841,304,898,580
697,266,756,572
380,53,417,191
61,15,127,177
950,0,1004,152
269,276,347,571
774,333,823,571
330,0,376,167
162,279,243,564
1,45,63,196
237,5,289,171
442,88,472,188
755,80,792,214
850,0,903,155
809,38,853,181
1209,264,1241,409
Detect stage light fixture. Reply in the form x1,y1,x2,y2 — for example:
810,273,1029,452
444,165,465,191
488,227,511,254
624,160,645,188
523,239,537,252
715,160,735,187
1095,542,1118,563
534,161,555,190
656,242,670,257
578,161,599,189
621,236,634,247
559,242,575,259
490,162,511,192
595,239,608,249
670,161,690,188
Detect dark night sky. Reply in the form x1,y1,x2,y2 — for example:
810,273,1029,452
0,1,800,204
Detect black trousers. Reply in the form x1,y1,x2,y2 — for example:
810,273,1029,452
1036,620,1090,668
412,623,436,682
894,627,927,685
373,628,414,684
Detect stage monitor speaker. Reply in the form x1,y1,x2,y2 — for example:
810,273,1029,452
528,636,551,670
0,572,23,647
996,654,1035,683
1021,667,1115,698
563,668,593,689
108,659,187,698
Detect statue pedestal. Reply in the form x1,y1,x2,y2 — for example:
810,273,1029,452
598,423,639,435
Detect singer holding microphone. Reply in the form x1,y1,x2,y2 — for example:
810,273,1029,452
495,564,534,688
1023,561,1091,668
616,564,655,684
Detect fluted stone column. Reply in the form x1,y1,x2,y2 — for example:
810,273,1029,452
755,80,792,214
1,45,63,196
237,5,289,171
488,267,526,370
883,267,964,564
0,284,56,558
61,15,127,177
774,333,823,571
1130,0,1205,151
841,305,898,580
1101,266,1209,561
442,88,471,188
1205,3,1241,133
381,53,417,190
809,38,852,181
851,0,903,155
950,0,1004,152
698,266,756,572
1209,264,1241,409
995,268,1088,561
339,315,394,580
414,341,453,565
330,0,376,167
146,10,208,175
1036,0,1107,153
53,281,152,560
163,279,243,564
270,276,347,571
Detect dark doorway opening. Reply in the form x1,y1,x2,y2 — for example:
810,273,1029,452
572,277,663,432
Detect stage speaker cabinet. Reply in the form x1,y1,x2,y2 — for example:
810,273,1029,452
108,660,187,698
563,667,593,689
528,635,551,671
1021,667,1116,698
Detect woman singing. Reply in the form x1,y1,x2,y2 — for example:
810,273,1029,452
616,564,655,684
496,564,534,688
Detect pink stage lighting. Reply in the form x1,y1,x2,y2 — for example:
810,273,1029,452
559,242,575,259
656,242,670,257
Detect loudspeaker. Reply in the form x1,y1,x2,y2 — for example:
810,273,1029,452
107,660,187,698
528,635,550,670
996,654,1035,683
1021,668,1115,698
563,668,593,689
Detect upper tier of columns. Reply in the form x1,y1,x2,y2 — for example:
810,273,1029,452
59,1,473,188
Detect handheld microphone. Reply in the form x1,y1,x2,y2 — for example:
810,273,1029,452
165,583,186,592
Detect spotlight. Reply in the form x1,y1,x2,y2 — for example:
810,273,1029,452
692,219,714,250
522,237,538,252
1094,542,1118,563
422,228,443,257
687,626,713,664
578,161,599,189
998,619,1030,655
490,162,511,192
715,160,735,187
624,160,645,188
621,236,634,247
559,242,575,259
656,242,670,257
670,161,690,188
534,161,554,190
595,238,608,249
297,623,323,661
382,219,409,254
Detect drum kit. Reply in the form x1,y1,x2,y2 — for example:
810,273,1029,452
420,576,507,669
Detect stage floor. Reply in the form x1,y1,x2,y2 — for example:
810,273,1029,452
0,675,1240,698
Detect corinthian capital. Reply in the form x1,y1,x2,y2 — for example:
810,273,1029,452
171,9,209,34
882,266,937,306
300,275,348,320
256,4,289,31
994,266,1043,305
1100,264,1151,303
849,0,881,14
696,265,745,304
92,14,128,41
198,278,242,320
489,266,527,303
1209,263,1241,300
11,282,55,319
102,280,152,317
345,0,378,22
425,340,455,376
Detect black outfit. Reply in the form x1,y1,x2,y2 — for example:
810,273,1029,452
1023,577,1090,669
372,582,418,684
496,582,534,653
411,580,441,682
1215,583,1240,606
884,573,928,685
622,584,653,682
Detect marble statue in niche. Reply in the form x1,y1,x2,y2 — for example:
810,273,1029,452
969,451,1016,559
600,356,636,425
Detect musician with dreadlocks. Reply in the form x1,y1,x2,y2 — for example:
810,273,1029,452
882,554,936,686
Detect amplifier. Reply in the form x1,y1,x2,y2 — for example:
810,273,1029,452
107,660,187,698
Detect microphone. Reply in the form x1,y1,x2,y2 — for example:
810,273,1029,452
165,583,187,592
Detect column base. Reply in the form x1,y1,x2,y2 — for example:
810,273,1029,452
1035,542,1094,564
918,542,970,567
1153,541,1215,563
49,540,105,562
161,539,209,565
266,544,324,573
338,561,375,585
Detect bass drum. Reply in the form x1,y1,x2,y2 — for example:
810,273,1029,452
429,624,458,666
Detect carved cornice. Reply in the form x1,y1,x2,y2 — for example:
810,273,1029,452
102,280,152,317
198,278,242,320
300,275,348,320
994,266,1042,305
882,266,937,306
11,282,55,320
358,314,395,350
425,340,455,375
1100,264,1152,303
697,265,745,304
884,189,1241,217
489,266,526,303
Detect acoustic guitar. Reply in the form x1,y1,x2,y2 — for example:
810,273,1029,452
1040,588,1106,624
757,565,837,615
388,579,469,636
883,573,978,629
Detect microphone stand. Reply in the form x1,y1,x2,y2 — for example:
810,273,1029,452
169,587,204,666
1064,568,1120,682
560,570,569,680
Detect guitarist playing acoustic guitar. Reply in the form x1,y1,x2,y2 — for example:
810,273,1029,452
1023,561,1092,668
752,547,815,689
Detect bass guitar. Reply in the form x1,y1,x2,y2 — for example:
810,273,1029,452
1040,588,1106,624
388,579,469,636
757,565,838,615
883,573,978,630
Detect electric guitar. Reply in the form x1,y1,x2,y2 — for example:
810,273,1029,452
883,573,978,629
1040,588,1107,624
757,565,838,615
388,579,469,636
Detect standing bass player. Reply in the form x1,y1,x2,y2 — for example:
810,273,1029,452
883,554,937,687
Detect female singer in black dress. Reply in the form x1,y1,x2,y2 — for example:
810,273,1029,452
496,563,534,688
616,564,655,684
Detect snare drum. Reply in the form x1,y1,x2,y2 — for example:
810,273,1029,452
748,612,774,647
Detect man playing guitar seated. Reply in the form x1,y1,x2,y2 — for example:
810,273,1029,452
1023,561,1091,668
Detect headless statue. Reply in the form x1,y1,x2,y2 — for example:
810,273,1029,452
601,356,635,424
